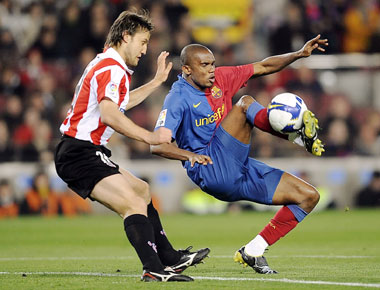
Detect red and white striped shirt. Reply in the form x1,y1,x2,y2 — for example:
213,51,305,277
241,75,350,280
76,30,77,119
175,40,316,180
60,48,133,145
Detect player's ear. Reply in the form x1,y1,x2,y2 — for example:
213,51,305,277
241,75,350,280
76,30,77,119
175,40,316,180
122,32,132,44
182,65,191,75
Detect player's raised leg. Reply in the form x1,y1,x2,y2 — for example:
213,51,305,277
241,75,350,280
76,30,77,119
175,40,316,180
223,94,325,156
220,94,288,145
90,173,193,282
219,95,255,144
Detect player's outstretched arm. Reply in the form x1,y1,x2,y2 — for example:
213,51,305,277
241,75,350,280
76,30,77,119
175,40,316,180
151,143,213,167
126,51,173,110
252,35,328,77
100,99,172,145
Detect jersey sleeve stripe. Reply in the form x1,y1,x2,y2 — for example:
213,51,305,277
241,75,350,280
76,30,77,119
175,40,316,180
118,75,127,106
94,65,126,104
96,70,111,103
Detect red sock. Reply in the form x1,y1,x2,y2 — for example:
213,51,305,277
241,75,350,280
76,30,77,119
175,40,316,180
254,109,288,140
259,206,299,245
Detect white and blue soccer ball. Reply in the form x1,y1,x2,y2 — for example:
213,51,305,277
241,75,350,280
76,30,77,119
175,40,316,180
267,93,308,134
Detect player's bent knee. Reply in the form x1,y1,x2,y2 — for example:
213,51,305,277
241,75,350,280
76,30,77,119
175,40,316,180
236,95,255,111
311,187,320,205
117,195,147,218
131,179,151,204
139,179,151,202
303,185,320,210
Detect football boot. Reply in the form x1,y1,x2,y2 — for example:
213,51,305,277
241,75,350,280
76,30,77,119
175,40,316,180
300,110,325,156
234,246,278,274
168,246,210,273
141,269,194,282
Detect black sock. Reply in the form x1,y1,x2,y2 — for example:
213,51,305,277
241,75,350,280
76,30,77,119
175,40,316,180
124,214,164,272
147,201,181,265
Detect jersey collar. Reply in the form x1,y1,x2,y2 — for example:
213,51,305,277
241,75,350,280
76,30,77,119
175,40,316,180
177,75,206,96
104,47,134,75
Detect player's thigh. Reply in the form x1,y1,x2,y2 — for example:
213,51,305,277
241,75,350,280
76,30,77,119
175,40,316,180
221,96,253,144
119,168,150,203
90,173,147,217
272,172,317,206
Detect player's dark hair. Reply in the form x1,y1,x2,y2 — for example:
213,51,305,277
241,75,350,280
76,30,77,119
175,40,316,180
105,9,153,48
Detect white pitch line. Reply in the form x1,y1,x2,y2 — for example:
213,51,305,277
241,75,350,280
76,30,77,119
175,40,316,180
214,255,378,259
0,255,377,261
0,256,134,261
0,271,135,277
194,276,380,288
0,271,379,288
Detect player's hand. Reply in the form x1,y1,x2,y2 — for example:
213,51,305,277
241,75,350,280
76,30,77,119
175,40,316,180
149,127,172,145
299,34,328,57
189,153,213,167
153,51,173,84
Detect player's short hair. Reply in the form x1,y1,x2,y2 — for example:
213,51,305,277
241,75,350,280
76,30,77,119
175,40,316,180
105,9,153,48
180,44,212,66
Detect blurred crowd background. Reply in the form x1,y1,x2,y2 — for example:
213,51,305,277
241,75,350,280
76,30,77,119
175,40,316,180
1,0,380,216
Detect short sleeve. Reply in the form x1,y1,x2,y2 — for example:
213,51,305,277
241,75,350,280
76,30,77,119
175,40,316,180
216,64,254,96
95,66,126,104
155,89,184,139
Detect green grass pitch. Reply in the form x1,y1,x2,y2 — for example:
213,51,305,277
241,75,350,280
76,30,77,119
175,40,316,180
1,209,379,289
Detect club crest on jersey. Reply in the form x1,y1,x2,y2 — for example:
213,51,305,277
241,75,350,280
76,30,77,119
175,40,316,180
156,109,167,127
211,86,223,99
106,82,118,97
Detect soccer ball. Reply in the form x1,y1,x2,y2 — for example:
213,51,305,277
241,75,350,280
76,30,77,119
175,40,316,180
267,93,308,134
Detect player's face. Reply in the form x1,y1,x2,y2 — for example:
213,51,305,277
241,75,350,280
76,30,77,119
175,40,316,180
184,50,216,91
122,29,150,67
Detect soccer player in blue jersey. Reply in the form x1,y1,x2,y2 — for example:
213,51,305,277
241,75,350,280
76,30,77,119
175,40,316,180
152,35,328,274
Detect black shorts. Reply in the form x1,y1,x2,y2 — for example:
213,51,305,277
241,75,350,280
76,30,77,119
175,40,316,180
54,135,120,199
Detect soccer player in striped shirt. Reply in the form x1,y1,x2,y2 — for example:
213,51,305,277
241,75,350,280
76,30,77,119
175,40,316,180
152,36,328,274
55,10,209,282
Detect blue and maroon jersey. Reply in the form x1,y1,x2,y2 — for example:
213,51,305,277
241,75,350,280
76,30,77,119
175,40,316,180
155,65,254,154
